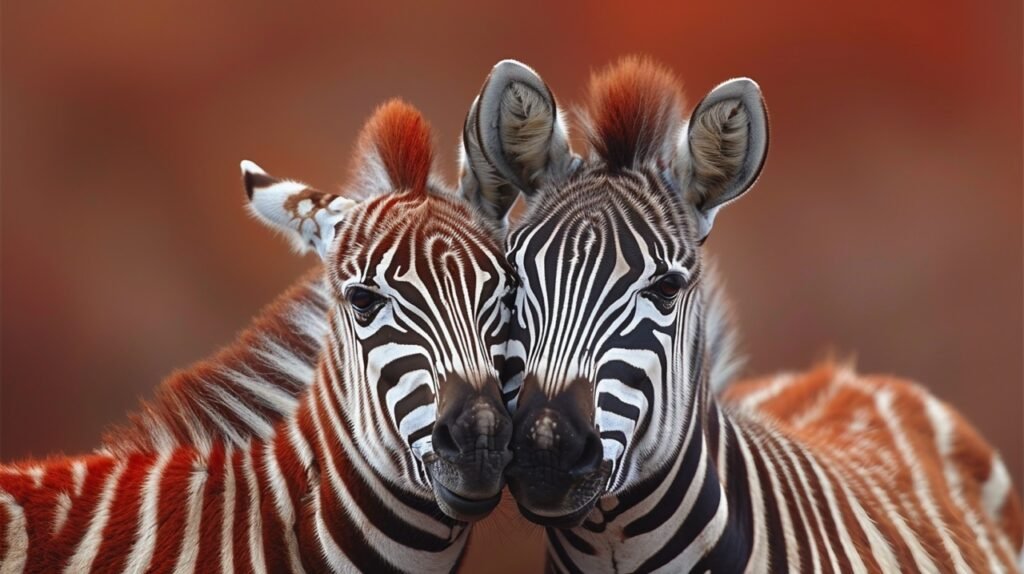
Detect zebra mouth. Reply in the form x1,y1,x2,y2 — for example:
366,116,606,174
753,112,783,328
514,488,602,528
423,453,507,522
431,480,503,522
506,459,611,528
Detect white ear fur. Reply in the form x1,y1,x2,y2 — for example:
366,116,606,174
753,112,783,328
242,160,358,258
675,78,768,240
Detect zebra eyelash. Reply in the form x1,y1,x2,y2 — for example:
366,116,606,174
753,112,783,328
640,270,691,305
343,284,389,320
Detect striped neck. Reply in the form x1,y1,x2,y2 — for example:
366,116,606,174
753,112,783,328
0,355,469,574
0,413,468,574
543,300,758,572
283,333,470,572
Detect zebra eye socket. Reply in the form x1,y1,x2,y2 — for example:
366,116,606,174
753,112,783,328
346,286,385,315
650,273,686,300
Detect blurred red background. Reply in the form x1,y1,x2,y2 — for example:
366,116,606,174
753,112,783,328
2,1,1020,570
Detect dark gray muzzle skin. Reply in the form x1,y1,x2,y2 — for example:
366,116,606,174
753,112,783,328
505,378,610,527
426,380,513,522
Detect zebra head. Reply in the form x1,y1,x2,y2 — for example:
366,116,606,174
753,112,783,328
462,59,768,526
243,101,515,521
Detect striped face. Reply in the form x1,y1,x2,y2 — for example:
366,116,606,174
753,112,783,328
245,101,515,521
325,191,516,519
504,169,704,525
460,60,768,525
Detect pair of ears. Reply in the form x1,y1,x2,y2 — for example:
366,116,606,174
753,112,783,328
458,59,769,241
242,59,770,260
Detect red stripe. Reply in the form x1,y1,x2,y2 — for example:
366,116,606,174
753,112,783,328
145,450,193,574
194,444,227,573
252,442,290,572
230,447,254,573
43,456,116,572
92,452,156,571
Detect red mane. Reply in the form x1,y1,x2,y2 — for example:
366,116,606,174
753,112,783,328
356,99,435,195
582,56,685,171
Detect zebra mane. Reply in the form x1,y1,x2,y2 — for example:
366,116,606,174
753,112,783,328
351,98,435,198
701,261,745,392
101,266,332,456
579,56,685,172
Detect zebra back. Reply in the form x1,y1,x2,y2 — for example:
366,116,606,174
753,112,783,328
102,265,330,456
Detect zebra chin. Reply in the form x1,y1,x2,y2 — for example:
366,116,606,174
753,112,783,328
507,459,613,528
423,453,510,522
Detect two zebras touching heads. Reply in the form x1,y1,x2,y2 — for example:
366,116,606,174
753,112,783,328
2,57,1021,573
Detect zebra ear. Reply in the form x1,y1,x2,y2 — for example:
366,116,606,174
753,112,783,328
459,60,576,224
674,78,769,241
458,95,522,229
242,160,358,258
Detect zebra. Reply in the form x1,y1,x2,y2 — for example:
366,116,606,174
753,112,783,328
459,57,1024,572
0,99,520,572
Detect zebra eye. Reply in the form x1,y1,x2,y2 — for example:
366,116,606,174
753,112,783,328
649,273,686,300
345,286,385,315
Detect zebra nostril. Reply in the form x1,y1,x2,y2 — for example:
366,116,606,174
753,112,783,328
432,421,460,458
569,431,604,478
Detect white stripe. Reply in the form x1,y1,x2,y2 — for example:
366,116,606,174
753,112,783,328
924,397,1004,573
220,449,236,574
64,460,127,573
981,455,1011,521
172,457,208,573
847,464,941,573
876,390,970,574
0,492,28,574
71,461,87,497
829,465,899,571
124,450,173,573
804,455,868,573
733,429,768,573
243,448,268,574
738,374,796,410
262,440,305,574
26,467,44,489
305,403,363,574
766,436,820,574
659,479,730,572
52,492,72,534
750,427,801,572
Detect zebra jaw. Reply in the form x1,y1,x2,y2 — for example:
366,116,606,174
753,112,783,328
422,451,508,522
506,459,613,528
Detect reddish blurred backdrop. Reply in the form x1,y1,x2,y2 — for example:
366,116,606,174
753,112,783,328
2,1,1021,570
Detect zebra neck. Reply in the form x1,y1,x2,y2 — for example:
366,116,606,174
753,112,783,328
549,372,757,571
291,370,470,573
0,425,467,574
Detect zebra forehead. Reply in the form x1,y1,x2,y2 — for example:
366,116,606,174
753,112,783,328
333,192,504,278
510,169,692,269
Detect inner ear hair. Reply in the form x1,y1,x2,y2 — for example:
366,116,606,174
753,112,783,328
460,96,521,224
688,99,751,210
474,60,573,196
678,77,769,234
496,80,558,189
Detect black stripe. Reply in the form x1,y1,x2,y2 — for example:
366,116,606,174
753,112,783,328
597,393,640,421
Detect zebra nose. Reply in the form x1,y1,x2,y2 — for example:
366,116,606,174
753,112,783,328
519,408,603,477
433,395,512,458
